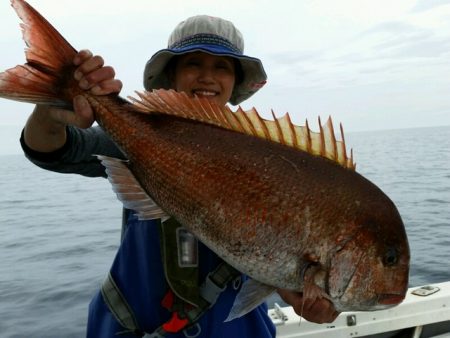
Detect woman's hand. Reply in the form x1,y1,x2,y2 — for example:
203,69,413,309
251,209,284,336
54,49,123,128
277,289,340,324
72,49,123,123
24,49,122,152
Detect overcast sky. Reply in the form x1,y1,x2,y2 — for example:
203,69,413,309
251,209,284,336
1,0,450,154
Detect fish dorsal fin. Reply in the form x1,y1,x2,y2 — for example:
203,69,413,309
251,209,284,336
96,155,169,220
129,89,355,170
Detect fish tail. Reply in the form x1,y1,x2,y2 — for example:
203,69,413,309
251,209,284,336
0,0,78,107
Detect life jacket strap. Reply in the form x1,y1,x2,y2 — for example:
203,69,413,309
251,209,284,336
156,262,240,335
101,272,143,336
200,262,240,305
102,214,241,336
101,261,240,337
142,328,166,338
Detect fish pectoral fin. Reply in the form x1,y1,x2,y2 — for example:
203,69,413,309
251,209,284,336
96,155,168,220
224,279,276,322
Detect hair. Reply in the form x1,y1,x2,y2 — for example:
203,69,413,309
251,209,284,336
234,59,244,85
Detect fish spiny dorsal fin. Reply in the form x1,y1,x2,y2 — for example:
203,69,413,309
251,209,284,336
129,89,356,170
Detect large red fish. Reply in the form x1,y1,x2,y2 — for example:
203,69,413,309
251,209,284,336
0,0,409,320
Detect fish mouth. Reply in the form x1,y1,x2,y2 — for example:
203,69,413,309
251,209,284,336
377,293,405,305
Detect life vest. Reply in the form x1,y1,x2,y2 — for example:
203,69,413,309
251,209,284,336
101,215,241,337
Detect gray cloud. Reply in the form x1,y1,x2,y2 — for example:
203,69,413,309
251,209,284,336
411,0,450,12
265,49,325,66
355,20,450,60
362,21,420,35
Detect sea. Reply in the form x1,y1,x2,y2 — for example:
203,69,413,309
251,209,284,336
0,125,449,338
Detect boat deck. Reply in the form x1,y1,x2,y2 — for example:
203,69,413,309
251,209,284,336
270,282,450,338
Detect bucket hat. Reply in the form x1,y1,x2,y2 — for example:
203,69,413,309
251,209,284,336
143,15,267,105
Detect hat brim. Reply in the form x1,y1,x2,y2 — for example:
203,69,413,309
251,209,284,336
143,45,267,105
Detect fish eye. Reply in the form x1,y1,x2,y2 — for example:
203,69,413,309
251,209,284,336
383,247,398,266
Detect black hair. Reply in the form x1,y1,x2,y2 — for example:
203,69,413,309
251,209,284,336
163,56,179,87
234,59,244,85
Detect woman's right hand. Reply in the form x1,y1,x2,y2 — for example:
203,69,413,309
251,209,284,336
277,289,340,324
24,49,122,152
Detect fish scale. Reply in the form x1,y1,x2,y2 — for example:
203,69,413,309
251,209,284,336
100,111,390,292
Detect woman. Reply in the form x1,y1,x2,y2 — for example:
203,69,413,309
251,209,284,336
22,15,338,338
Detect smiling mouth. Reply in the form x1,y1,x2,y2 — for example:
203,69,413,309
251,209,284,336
193,90,218,97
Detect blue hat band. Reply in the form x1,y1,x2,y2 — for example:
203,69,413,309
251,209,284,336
169,33,242,55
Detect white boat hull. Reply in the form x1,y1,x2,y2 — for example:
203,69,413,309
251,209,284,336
270,282,450,338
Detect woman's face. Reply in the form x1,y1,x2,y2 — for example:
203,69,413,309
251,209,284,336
171,52,236,107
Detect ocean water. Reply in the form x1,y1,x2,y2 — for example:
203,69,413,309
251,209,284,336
0,125,449,337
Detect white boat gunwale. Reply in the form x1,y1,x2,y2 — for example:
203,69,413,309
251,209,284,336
270,281,450,338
